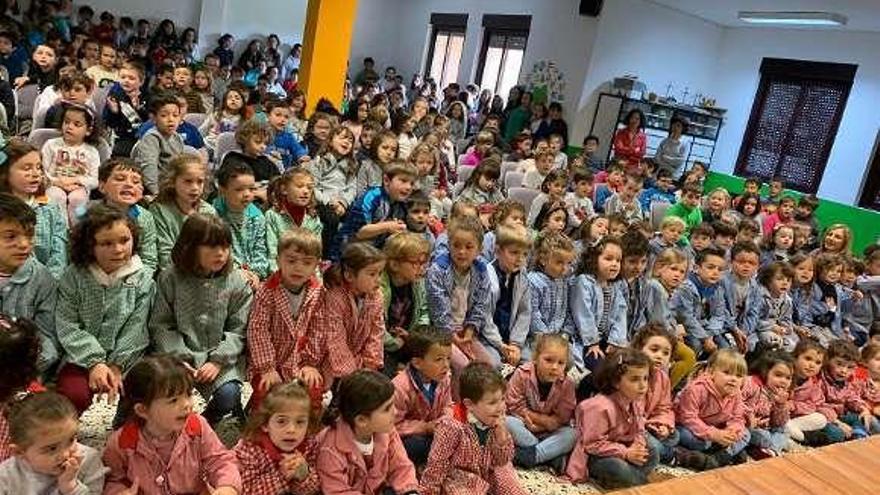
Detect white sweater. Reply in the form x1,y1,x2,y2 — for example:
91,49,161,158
0,443,107,495
40,138,101,191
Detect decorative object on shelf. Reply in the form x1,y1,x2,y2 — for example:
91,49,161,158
613,75,646,100
525,60,566,104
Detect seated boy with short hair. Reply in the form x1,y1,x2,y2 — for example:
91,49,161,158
330,162,418,260
480,224,533,367
671,246,729,357
131,91,184,195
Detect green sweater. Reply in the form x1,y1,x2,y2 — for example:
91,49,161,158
149,200,217,273
665,201,703,241
32,198,68,278
55,259,155,371
213,198,270,279
149,266,252,394
0,257,57,374
379,271,430,351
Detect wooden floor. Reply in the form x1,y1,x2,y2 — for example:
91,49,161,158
611,437,880,495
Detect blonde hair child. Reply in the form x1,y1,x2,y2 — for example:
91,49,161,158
674,349,749,470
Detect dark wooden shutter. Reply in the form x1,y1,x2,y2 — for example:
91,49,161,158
735,58,856,194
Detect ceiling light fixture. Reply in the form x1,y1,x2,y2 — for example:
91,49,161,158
737,11,847,27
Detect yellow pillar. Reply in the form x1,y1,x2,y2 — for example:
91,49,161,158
299,0,358,114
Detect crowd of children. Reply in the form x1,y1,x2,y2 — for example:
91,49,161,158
0,2,879,495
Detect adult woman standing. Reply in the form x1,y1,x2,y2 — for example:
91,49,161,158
654,115,689,179
613,108,647,172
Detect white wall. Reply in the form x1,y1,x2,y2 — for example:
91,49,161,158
349,0,598,115
349,0,404,76
197,0,308,57
73,0,202,30
571,0,723,146
710,28,880,204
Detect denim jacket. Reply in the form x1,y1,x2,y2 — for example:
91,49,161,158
791,285,816,328
719,273,761,337
811,282,851,337
569,275,628,347
755,286,795,347
623,275,650,339
671,275,726,340
643,278,677,333
527,271,574,337
426,253,490,333
482,264,531,349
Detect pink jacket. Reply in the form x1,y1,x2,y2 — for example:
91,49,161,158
762,213,793,240
505,362,576,425
459,148,482,167
644,367,675,431
852,369,880,408
247,273,324,381
102,414,242,494
314,285,385,382
674,374,747,440
791,375,836,420
741,375,791,429
233,434,320,495
612,128,647,167
420,404,525,495
566,392,646,483
316,419,418,495
821,372,867,417
392,366,452,437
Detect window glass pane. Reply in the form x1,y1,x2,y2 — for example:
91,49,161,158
429,32,449,84
441,33,464,88
480,46,503,96
497,46,524,105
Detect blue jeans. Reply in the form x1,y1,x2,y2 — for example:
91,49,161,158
569,339,607,374
587,442,659,489
505,416,577,464
677,425,750,456
402,434,433,465
749,427,789,454
841,412,880,438
646,429,680,463
685,334,731,359
802,422,847,446
201,380,243,424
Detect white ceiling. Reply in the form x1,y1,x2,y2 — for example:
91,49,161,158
648,0,880,32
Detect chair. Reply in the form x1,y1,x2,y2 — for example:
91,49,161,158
183,113,207,128
91,85,111,125
96,137,112,164
14,85,38,134
507,187,540,212
453,181,466,197
505,171,524,190
27,128,61,149
650,201,673,230
15,85,38,120
457,166,473,185
501,161,520,183
215,131,240,165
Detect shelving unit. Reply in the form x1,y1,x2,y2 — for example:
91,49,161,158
588,92,725,172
